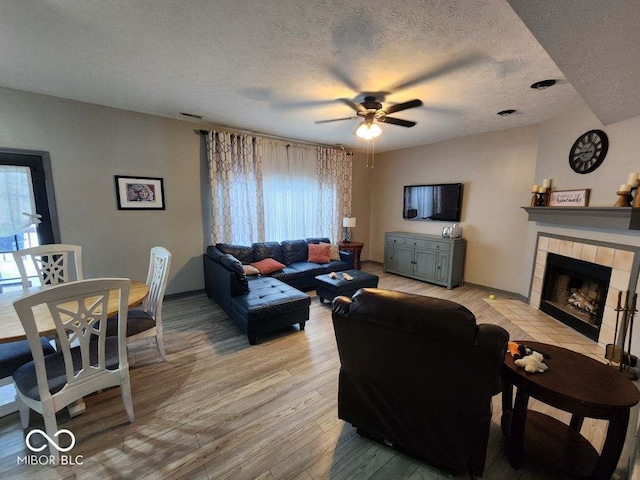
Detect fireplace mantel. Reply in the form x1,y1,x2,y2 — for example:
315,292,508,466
523,207,640,231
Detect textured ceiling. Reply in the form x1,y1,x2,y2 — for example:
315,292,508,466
0,0,629,152
507,0,640,127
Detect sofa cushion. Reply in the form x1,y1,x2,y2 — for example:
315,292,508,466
321,260,350,271
308,243,330,263
216,243,255,264
281,240,308,265
253,242,284,263
285,262,327,277
251,258,286,275
270,266,308,282
220,254,249,295
233,276,311,321
306,237,331,244
206,245,225,262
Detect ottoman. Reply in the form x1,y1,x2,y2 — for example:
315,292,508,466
315,270,379,304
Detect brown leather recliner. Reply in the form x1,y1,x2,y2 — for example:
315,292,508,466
332,288,509,477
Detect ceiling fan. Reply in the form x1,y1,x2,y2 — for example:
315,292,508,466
315,96,423,139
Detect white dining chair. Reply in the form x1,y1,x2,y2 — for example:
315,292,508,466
106,246,172,361
13,278,135,464
12,244,83,289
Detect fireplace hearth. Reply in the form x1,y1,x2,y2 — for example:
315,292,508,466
540,253,612,341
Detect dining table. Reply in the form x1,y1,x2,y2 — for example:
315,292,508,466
0,279,149,344
0,279,149,417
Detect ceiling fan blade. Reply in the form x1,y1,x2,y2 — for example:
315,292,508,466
384,100,423,114
340,98,366,113
328,65,361,92
385,53,486,92
315,116,358,124
379,117,416,127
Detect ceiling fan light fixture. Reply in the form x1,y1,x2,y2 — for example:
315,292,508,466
356,122,382,140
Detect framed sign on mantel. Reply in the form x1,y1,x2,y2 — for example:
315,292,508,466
548,189,590,207
115,175,165,210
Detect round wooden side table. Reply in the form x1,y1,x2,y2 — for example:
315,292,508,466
501,341,639,479
337,241,364,270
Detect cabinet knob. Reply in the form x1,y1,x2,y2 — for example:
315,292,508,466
413,242,416,245
436,245,440,249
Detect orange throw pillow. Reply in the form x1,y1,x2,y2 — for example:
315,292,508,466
250,258,285,274
308,243,331,263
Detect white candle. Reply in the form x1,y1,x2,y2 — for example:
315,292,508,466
620,184,631,192
532,184,540,193
542,178,551,188
538,187,547,193
628,172,639,185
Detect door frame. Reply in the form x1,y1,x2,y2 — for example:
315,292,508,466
0,147,60,244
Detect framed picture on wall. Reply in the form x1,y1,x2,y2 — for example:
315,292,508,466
115,175,165,210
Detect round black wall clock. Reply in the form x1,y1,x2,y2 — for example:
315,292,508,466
568,129,608,174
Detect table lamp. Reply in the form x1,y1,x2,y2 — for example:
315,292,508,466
342,217,356,242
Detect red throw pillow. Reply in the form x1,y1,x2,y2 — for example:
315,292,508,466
308,243,331,263
250,258,286,274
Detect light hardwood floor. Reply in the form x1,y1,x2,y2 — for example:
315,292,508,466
0,263,610,480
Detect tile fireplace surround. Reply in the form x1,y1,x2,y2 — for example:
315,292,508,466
529,234,640,347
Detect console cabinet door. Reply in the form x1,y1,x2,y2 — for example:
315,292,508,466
414,249,437,280
435,252,450,283
396,245,415,275
384,242,396,271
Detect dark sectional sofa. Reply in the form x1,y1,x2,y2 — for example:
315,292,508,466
204,237,353,344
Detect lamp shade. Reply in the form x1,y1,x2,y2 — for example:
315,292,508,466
342,217,356,228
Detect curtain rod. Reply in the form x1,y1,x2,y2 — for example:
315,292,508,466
194,128,352,154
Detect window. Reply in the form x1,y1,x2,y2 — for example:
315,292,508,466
0,149,59,291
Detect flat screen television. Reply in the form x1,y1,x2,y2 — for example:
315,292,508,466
403,183,463,221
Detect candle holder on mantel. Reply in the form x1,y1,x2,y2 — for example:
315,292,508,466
615,190,633,207
633,187,640,208
535,192,549,207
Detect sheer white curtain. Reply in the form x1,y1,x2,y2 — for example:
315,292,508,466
262,141,320,241
206,131,264,245
0,165,38,237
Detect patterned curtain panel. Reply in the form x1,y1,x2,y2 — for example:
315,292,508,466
317,147,352,242
206,131,264,245
205,131,351,245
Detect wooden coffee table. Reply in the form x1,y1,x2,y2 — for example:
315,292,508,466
501,341,639,479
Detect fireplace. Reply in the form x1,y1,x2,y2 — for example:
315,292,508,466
540,253,612,341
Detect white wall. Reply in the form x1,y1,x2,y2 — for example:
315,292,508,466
0,87,207,294
363,125,540,296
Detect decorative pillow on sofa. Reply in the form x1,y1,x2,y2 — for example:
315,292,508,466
250,258,286,275
308,243,331,263
320,242,340,261
243,265,260,276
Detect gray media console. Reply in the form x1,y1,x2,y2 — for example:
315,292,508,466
384,232,466,289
